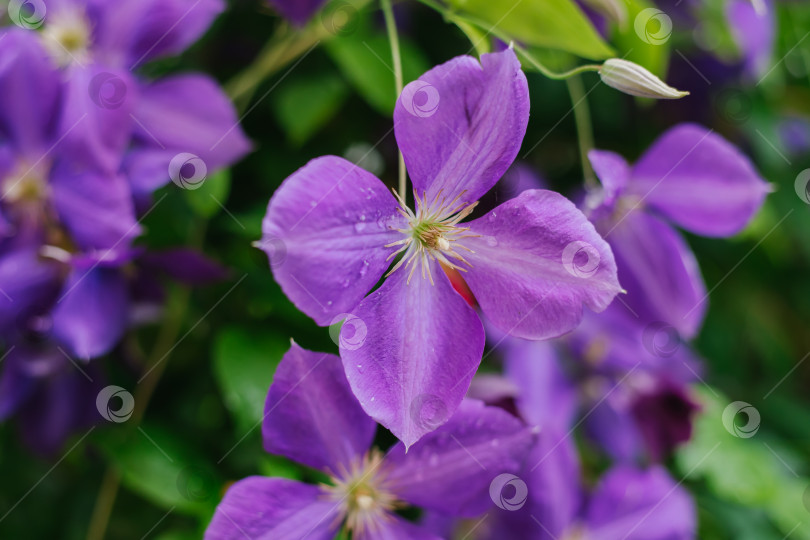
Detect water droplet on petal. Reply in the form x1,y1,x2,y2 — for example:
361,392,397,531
486,236,498,247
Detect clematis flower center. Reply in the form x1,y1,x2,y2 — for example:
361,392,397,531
41,8,92,66
2,161,48,204
323,450,399,534
385,190,479,285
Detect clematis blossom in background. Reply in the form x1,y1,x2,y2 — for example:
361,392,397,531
205,343,534,540
585,123,769,339
433,336,696,539
260,48,621,448
0,0,248,453
266,0,329,26
37,0,251,199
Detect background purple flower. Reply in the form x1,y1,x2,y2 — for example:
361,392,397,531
585,123,770,338
206,343,534,539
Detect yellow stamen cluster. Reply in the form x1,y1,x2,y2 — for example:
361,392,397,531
385,189,479,285
323,450,400,536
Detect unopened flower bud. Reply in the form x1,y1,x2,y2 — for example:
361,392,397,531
599,58,689,99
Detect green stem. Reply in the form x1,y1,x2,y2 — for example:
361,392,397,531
413,0,601,80
86,225,205,540
225,0,374,110
381,0,407,201
566,74,597,188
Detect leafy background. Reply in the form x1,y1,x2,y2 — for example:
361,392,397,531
1,0,809,538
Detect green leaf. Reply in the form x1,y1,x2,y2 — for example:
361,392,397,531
184,168,231,218
677,388,810,540
611,0,670,78
213,326,288,434
95,425,221,517
271,72,350,145
326,33,430,115
446,0,613,60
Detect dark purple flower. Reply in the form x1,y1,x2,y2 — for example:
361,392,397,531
260,48,621,447
447,336,696,539
585,123,770,338
205,343,534,539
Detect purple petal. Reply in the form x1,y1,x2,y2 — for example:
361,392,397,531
630,124,770,237
92,0,224,68
631,381,700,461
383,399,534,516
394,48,529,205
49,165,139,251
584,385,645,463
489,427,581,540
205,477,339,540
51,267,129,359
502,339,577,431
58,65,136,174
0,29,60,157
267,0,328,26
588,149,630,204
605,211,707,339
726,0,774,79
0,247,61,334
16,349,103,456
139,248,229,285
462,189,621,340
585,465,696,539
261,156,405,326
355,515,441,540
262,343,376,472
0,348,36,420
123,74,249,194
340,265,485,448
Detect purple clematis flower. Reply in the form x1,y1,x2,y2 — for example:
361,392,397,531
205,343,535,540
266,0,329,26
260,48,622,447
585,123,769,339
35,0,250,197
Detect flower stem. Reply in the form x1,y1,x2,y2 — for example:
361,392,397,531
566,74,597,188
381,0,407,201
85,223,205,540
413,0,601,80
